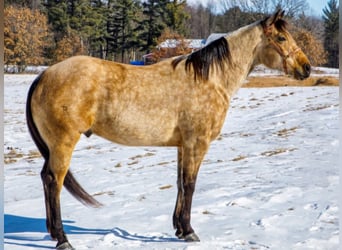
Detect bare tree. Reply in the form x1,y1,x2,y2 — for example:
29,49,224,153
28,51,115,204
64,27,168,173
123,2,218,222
271,0,309,17
185,4,213,38
293,13,324,41
218,0,308,16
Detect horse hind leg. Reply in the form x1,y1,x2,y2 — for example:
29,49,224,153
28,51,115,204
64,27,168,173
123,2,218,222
43,134,80,250
41,160,53,236
41,165,72,249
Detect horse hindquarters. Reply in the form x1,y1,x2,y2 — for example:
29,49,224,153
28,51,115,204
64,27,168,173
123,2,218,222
27,74,83,249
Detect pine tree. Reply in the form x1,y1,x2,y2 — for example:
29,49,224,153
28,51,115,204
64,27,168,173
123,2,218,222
137,0,166,53
162,0,190,35
322,0,339,68
44,0,107,62
106,0,140,62
44,0,70,38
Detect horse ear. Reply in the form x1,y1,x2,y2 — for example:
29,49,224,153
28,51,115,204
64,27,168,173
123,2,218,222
264,9,283,27
280,10,285,18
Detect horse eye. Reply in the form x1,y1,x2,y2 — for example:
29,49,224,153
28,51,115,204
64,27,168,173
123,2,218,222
277,36,286,42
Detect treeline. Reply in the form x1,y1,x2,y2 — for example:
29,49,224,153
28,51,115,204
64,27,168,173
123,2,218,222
4,0,339,72
5,0,187,68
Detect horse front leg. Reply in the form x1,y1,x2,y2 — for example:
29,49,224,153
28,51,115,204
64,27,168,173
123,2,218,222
174,139,209,242
173,147,184,238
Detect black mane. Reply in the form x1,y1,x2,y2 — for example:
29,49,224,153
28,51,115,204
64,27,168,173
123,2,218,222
172,37,232,81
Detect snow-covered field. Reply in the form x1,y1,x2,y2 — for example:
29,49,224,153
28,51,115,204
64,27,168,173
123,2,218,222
4,73,339,250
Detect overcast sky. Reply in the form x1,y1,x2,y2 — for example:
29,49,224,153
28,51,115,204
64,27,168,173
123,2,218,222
186,0,329,17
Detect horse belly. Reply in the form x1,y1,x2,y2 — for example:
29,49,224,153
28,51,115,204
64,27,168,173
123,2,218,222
92,111,180,147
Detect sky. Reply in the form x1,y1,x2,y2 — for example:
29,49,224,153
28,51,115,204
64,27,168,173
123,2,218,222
187,0,329,17
306,0,328,16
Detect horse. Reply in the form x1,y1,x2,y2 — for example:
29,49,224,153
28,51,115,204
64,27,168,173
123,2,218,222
26,10,310,249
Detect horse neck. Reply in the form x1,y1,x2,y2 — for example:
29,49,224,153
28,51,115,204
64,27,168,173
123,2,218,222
224,22,264,97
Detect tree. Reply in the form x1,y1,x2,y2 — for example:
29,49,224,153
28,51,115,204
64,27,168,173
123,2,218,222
44,0,70,39
218,0,308,17
5,0,36,8
322,0,339,68
185,4,213,39
215,6,260,33
69,0,107,57
4,6,51,72
137,0,166,53
44,0,107,62
271,0,309,17
293,12,324,41
106,0,140,62
162,0,190,36
53,32,86,62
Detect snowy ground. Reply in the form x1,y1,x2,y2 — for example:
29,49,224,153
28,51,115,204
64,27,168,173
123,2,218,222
249,65,339,78
4,73,339,250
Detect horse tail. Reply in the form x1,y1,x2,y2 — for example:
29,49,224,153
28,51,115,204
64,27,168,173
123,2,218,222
26,72,102,208
26,73,49,159
64,171,102,207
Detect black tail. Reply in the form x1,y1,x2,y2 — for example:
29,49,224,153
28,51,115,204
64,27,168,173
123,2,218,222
26,73,102,208
26,73,49,160
63,171,102,207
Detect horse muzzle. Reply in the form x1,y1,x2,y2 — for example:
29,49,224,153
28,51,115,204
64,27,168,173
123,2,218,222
294,63,311,80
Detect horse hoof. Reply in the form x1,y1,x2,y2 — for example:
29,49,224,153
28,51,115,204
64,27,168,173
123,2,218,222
184,232,200,242
56,242,75,250
175,230,184,239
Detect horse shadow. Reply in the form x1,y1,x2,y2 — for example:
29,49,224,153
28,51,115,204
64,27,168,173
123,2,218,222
110,227,182,243
4,214,181,249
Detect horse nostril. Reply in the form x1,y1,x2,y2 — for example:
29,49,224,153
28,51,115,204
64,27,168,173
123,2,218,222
304,63,311,75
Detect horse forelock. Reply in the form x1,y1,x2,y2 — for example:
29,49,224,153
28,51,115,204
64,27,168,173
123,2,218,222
274,19,288,32
172,37,232,82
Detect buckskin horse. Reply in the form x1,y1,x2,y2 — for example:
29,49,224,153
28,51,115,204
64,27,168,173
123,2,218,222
26,10,310,249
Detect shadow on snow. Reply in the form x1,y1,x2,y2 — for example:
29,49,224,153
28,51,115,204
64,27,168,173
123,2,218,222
111,227,182,243
4,214,181,248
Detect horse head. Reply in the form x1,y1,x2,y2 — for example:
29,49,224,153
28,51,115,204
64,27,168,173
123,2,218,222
259,10,311,80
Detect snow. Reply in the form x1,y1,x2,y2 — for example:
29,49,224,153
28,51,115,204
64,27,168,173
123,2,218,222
249,65,340,77
4,73,339,250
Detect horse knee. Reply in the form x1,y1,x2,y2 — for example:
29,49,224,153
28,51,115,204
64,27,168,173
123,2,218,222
41,166,64,193
183,181,196,198
41,168,53,184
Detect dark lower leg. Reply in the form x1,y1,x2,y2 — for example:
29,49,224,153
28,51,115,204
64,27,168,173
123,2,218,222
41,162,53,236
173,147,184,237
180,182,196,236
173,190,183,237
42,170,69,246
51,187,69,247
